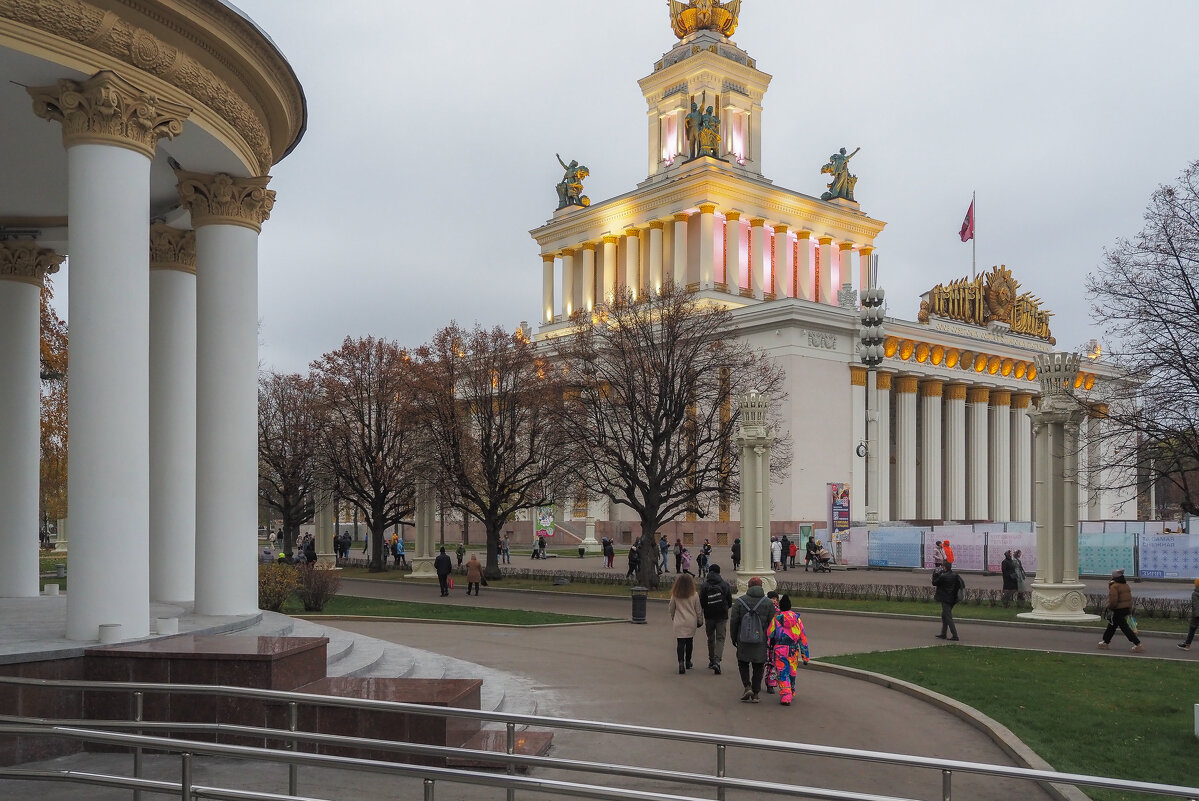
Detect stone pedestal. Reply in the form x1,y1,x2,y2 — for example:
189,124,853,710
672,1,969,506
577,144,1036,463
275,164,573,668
408,556,438,579
1019,582,1096,622
54,518,68,553
581,504,601,554
406,480,438,579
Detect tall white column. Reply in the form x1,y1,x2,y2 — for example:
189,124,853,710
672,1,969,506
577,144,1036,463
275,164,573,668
943,383,967,520
1011,393,1033,520
542,254,554,323
1033,419,1050,580
839,243,855,301
859,246,875,298
1063,420,1082,583
894,376,918,520
795,231,812,301
581,243,597,311
851,367,866,519
698,204,715,290
647,223,663,295
148,224,197,603
966,386,990,520
177,170,275,617
774,225,793,298
623,230,640,299
989,390,1012,522
736,390,776,594
602,235,618,303
749,218,766,299
876,373,892,521
919,380,943,520
818,236,834,304
723,212,741,293
408,480,437,578
0,244,61,598
561,248,576,316
672,213,689,288
30,72,190,640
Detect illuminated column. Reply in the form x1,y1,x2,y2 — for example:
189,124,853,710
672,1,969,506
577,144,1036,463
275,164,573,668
581,243,597,311
859,246,875,296
989,389,1012,522
698,204,715,290
672,213,689,288
0,242,61,599
724,212,741,293
919,379,943,520
966,386,990,520
818,236,834,304
774,225,792,298
647,222,664,294
749,218,766,299
851,367,866,515
795,231,812,301
619,229,638,299
602,235,618,303
149,224,197,603
876,372,892,521
942,383,967,520
177,169,275,618
542,254,555,323
561,248,576,317
894,376,918,520
30,72,189,640
839,243,854,300
1011,393,1033,520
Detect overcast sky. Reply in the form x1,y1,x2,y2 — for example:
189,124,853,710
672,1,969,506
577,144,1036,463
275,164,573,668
217,1,1199,373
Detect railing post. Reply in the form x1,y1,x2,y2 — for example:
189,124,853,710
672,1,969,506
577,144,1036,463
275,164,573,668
133,691,144,801
423,778,435,801
288,701,299,797
716,743,727,801
942,768,952,801
505,721,516,801
180,752,192,801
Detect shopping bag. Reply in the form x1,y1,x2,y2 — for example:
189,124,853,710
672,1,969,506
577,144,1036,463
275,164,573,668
447,577,454,590
1128,615,1138,634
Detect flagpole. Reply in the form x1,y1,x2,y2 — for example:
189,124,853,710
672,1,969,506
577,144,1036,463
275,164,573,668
971,190,976,279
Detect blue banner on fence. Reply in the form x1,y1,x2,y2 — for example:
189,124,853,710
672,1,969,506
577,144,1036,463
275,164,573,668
1139,535,1199,579
1078,533,1135,576
867,528,924,568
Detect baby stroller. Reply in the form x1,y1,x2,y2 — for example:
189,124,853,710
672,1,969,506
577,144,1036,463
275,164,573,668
812,545,833,573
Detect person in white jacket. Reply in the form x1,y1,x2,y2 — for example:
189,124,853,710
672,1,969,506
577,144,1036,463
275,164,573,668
770,537,783,570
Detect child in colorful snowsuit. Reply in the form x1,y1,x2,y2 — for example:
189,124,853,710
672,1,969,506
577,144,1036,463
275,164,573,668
762,591,781,692
765,594,810,705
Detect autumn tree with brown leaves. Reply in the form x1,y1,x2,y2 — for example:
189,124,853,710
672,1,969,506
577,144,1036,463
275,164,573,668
555,285,787,588
411,323,567,580
1087,160,1199,516
258,371,319,557
311,337,420,571
40,276,68,529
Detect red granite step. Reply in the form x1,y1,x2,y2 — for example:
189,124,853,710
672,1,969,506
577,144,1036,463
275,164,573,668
446,728,554,771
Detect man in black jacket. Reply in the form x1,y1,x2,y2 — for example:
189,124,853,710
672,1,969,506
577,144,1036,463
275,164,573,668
932,564,964,641
434,547,453,597
699,564,734,674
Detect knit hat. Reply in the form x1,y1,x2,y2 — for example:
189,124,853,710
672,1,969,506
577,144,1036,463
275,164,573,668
1112,568,1124,579
708,563,720,574
748,576,763,587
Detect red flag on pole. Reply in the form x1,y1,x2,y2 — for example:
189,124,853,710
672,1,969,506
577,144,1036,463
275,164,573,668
959,200,975,243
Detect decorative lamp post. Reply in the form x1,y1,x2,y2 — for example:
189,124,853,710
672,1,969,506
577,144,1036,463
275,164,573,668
407,479,438,579
858,279,886,526
735,390,776,595
1018,352,1098,621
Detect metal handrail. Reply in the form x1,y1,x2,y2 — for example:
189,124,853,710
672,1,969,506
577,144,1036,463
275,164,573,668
0,675,1196,801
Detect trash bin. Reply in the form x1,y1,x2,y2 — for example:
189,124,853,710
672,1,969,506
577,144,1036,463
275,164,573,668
630,586,648,624
578,546,586,558
55,564,66,579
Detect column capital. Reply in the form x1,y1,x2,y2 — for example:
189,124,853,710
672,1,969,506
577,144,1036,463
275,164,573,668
542,253,556,264
647,220,665,230
990,389,1012,407
838,241,855,252
818,235,834,245
1088,402,1109,418
749,217,767,228
0,241,64,286
176,170,275,233
859,245,876,256
966,386,991,404
581,241,598,251
895,375,919,394
849,365,867,387
602,235,620,245
559,247,577,258
724,211,741,223
918,378,944,397
149,223,196,274
29,71,190,159
673,213,691,224
876,371,894,391
773,224,789,235
796,230,813,240
623,227,640,239
944,383,968,401
1011,392,1033,410
697,203,717,215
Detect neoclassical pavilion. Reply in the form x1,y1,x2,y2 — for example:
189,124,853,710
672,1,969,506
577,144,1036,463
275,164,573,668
0,0,305,640
533,2,1133,536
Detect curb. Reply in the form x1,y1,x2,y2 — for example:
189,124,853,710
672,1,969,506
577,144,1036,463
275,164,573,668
294,614,622,629
809,660,1090,801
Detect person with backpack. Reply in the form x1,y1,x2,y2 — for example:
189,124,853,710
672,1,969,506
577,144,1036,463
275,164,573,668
932,562,964,641
668,573,703,674
673,538,683,574
729,577,774,703
766,594,810,706
659,535,670,574
698,563,733,674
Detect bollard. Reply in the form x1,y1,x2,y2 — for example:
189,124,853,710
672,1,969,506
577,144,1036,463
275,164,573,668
55,564,66,579
578,546,586,558
630,586,648,624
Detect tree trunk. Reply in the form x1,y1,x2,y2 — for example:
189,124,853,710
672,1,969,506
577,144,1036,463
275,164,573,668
636,527,660,589
369,519,386,572
484,516,502,580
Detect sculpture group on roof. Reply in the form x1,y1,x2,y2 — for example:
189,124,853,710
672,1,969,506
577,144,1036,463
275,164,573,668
669,0,742,39
820,147,860,203
555,154,590,210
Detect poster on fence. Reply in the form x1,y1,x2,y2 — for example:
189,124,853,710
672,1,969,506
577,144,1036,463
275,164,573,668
925,526,984,571
1078,532,1134,576
1139,535,1199,579
986,532,1038,573
828,483,850,536
867,528,923,568
535,506,555,539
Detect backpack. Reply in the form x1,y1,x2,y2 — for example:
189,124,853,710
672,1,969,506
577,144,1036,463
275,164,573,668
954,574,966,605
702,583,728,615
737,596,767,644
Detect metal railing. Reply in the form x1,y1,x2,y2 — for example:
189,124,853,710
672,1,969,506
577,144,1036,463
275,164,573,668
0,675,1195,801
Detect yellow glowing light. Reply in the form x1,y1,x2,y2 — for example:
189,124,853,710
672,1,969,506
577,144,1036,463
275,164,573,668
884,337,899,358
930,345,945,365
899,340,915,360
1000,358,1013,377
974,354,987,372
1074,374,1084,389
945,348,959,368
1084,374,1095,390
915,343,930,363
1014,362,1027,379
1028,366,1037,381
988,356,1001,375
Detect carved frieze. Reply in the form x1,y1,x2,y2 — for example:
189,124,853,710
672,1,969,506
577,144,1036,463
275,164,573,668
0,241,64,285
176,170,274,232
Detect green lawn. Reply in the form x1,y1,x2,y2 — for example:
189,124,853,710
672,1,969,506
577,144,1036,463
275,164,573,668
822,647,1199,801
282,594,614,626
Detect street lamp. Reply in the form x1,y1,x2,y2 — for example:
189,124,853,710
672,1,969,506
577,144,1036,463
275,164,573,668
858,261,885,526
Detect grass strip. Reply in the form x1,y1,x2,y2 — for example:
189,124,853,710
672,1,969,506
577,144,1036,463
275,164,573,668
281,594,613,626
822,646,1199,801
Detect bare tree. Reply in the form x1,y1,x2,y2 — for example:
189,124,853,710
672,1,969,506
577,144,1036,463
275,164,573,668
258,371,318,557
412,323,566,580
555,285,787,587
311,337,419,571
1086,160,1199,516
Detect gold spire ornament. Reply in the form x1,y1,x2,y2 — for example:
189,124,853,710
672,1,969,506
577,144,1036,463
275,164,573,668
669,0,741,39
